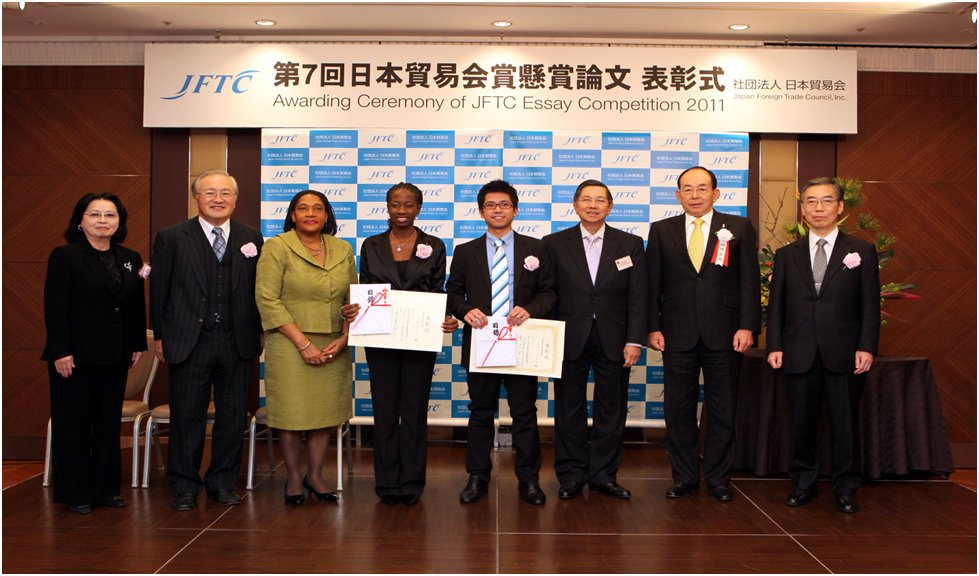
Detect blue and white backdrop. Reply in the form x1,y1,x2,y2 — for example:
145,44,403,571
259,128,748,427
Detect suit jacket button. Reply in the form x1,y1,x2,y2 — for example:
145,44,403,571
198,318,203,323
114,307,120,312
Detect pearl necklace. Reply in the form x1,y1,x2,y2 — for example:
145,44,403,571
391,230,416,253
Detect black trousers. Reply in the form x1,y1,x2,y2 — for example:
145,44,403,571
465,371,541,483
786,350,864,496
554,322,630,485
167,327,250,495
49,362,128,506
365,347,437,498
663,339,742,488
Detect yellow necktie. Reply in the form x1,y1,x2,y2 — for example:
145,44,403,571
688,218,704,272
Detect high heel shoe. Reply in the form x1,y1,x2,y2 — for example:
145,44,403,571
303,475,339,502
284,482,306,505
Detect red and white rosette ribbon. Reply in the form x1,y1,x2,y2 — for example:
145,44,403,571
711,227,734,267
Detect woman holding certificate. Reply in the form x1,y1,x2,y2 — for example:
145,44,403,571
350,182,457,506
256,190,356,505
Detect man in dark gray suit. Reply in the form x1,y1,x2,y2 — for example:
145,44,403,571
151,169,264,511
767,177,880,513
543,179,647,500
646,166,761,502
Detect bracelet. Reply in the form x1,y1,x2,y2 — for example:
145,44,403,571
297,340,312,352
339,309,347,322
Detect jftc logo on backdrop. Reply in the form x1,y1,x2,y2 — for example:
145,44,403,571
144,44,856,133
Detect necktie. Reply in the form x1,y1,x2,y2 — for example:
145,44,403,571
490,239,510,317
688,218,704,272
212,227,226,261
586,235,601,284
813,238,828,293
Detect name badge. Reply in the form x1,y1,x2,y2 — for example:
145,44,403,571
615,256,633,271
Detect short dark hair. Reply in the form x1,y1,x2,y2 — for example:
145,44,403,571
386,182,423,206
677,166,718,190
283,190,338,235
800,177,844,201
476,179,518,209
573,179,612,203
64,193,128,244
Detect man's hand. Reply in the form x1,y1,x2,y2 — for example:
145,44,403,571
648,331,665,351
854,351,874,374
623,345,641,368
732,329,754,353
767,351,783,370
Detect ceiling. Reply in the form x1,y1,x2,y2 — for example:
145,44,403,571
1,2,976,48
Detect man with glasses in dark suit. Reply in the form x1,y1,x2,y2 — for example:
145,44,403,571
151,169,264,511
646,166,761,502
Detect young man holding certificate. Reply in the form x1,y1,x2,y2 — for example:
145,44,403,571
447,179,556,505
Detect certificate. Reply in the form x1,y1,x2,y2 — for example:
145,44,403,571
473,316,517,368
348,284,393,336
468,318,565,378
347,289,447,352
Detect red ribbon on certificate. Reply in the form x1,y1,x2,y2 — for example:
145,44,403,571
480,324,516,368
711,239,730,267
349,288,391,331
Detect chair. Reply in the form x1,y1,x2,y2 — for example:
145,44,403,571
43,330,159,489
141,397,216,488
245,410,353,491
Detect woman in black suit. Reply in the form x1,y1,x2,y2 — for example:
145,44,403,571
348,182,457,506
42,193,147,514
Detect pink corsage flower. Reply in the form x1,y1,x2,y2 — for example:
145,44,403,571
138,263,152,279
415,243,433,259
523,255,540,271
842,252,861,269
240,242,259,258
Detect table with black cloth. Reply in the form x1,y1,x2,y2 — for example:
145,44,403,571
734,349,955,479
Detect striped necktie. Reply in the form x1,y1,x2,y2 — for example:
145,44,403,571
490,239,510,317
212,227,226,261
688,218,704,272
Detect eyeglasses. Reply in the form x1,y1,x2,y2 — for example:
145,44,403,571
198,190,236,200
803,196,840,208
678,186,712,197
482,201,514,211
576,196,609,206
85,211,119,219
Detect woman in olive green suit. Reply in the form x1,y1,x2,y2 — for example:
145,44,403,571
256,190,356,504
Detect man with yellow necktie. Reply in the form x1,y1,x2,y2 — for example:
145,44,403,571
645,166,761,502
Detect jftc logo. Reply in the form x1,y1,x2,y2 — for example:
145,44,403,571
161,70,259,100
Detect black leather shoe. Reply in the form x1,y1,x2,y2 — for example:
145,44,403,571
665,483,698,498
285,482,306,505
68,504,92,515
207,488,242,506
459,475,489,504
557,480,585,500
835,494,859,513
518,480,547,505
590,481,631,500
303,476,339,502
401,494,421,506
708,485,735,502
381,495,400,506
171,493,197,511
785,488,816,507
96,496,126,508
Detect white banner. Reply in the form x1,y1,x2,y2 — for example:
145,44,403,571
144,44,857,133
